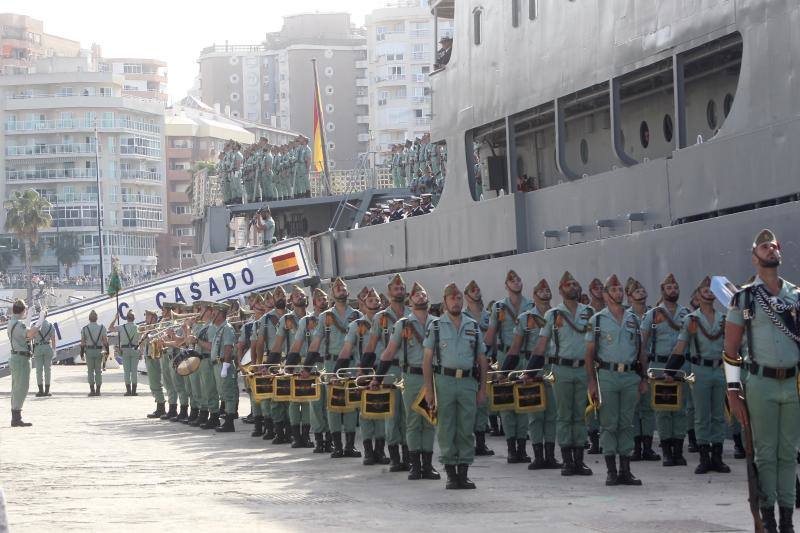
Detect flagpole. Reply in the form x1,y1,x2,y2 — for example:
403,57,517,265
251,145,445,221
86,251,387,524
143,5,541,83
311,58,332,195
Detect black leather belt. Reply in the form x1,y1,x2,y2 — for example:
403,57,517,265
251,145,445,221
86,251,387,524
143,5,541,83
650,355,670,363
748,362,798,380
597,361,635,373
691,357,722,368
199,353,210,360
404,365,424,375
120,344,137,349
436,367,473,378
11,350,31,357
387,358,400,367
555,357,585,368
324,354,335,361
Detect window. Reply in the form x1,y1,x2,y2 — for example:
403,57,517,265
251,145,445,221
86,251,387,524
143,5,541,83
663,114,673,142
529,0,538,19
580,139,589,164
99,87,113,97
723,93,734,118
173,227,194,237
123,63,143,74
639,121,650,148
707,100,718,129
512,0,521,27
473,8,483,45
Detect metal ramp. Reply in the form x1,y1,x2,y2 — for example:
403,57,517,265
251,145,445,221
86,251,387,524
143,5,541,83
328,153,373,230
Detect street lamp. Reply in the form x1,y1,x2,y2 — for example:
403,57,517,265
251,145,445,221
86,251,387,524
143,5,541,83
177,241,190,270
94,123,105,293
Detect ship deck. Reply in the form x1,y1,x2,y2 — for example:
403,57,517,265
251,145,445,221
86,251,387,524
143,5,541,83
2,366,761,532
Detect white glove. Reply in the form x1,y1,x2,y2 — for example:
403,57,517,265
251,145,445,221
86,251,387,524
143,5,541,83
221,362,231,378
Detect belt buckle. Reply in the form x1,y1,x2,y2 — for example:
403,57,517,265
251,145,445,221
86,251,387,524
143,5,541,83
455,368,463,379
743,309,752,320
775,367,787,380
616,363,626,373
572,359,581,368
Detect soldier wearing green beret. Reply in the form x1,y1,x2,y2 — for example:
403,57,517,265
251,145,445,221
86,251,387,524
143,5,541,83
108,310,141,397
31,310,56,398
80,309,108,397
296,288,331,452
463,280,494,456
7,300,39,427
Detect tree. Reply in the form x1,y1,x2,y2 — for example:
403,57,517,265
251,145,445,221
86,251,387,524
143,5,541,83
4,189,52,304
54,233,82,277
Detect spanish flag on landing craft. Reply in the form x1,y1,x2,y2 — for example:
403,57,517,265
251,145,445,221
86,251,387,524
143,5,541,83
272,252,300,277
312,73,325,172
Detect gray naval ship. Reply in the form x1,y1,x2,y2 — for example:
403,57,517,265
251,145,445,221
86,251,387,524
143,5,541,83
210,0,800,302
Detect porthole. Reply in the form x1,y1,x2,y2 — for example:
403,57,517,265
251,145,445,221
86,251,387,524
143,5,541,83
639,121,650,148
228,56,239,65
326,122,335,132
327,141,336,150
229,74,239,84
324,66,334,78
579,139,589,165
324,49,334,59
329,160,337,169
325,85,334,96
706,100,717,130
663,114,673,143
325,103,335,114
723,93,734,118
230,92,240,101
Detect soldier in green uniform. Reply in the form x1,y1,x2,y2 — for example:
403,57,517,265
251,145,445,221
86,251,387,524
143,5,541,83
159,306,192,421
665,276,730,474
8,300,39,427
306,278,363,458
241,145,254,204
402,140,413,189
389,145,402,188
229,141,244,204
206,302,237,432
586,275,648,486
625,278,660,462
109,310,140,397
463,280,493,456
186,301,213,425
524,272,593,476
485,269,534,464
372,282,440,479
363,274,411,470
261,286,290,443
157,303,179,420
32,311,56,398
80,309,108,397
423,283,488,489
141,310,167,418
506,278,561,470
240,294,265,434
250,290,278,439
295,135,312,198
641,273,691,466
725,229,800,531
194,303,222,429
219,141,231,204
295,288,330,452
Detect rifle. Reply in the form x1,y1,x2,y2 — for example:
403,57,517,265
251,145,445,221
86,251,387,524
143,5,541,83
736,395,765,533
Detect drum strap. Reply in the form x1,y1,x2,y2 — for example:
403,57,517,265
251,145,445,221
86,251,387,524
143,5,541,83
38,323,52,344
84,325,101,349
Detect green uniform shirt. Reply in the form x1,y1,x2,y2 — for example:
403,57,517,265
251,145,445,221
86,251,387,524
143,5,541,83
82,322,106,353
32,318,55,356
119,322,140,357
677,309,725,360
586,307,641,364
252,310,282,348
211,321,235,362
727,277,800,367
192,322,212,355
344,316,373,363
539,303,593,359
424,313,485,370
293,313,319,358
205,322,219,358
393,313,434,367
276,311,306,355
641,303,690,356
489,296,533,352
513,307,547,353
296,145,311,177
370,306,410,358
313,306,361,360
463,307,490,333
7,315,29,352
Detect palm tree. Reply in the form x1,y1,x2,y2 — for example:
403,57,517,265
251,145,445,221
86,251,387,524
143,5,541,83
4,189,52,304
54,233,82,277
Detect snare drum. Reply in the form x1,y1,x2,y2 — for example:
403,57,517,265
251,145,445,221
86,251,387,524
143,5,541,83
172,349,201,376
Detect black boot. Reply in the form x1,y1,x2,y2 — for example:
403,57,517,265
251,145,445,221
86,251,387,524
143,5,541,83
661,438,676,467
124,383,132,397
407,451,422,479
262,418,276,440
400,445,410,471
605,455,619,486
733,433,746,459
344,432,362,457
672,438,688,466
445,465,459,489
313,433,325,453
617,455,642,486
517,439,531,463
362,439,375,465
272,421,289,444
216,413,235,432
573,447,593,475
631,436,643,462
161,403,178,421
96,383,101,396
189,409,205,426
421,452,440,480
588,430,602,454
291,425,304,449
250,416,264,437
301,425,315,448
560,446,576,476
475,432,494,456
389,444,403,471
374,439,390,465
710,443,731,473
242,413,254,424
687,429,699,453
779,506,795,533
761,506,778,533
147,402,166,419
457,464,476,489
324,432,333,453
202,411,220,430
88,383,96,397
131,383,137,396
219,400,226,417
174,405,189,422
11,409,32,427
528,443,545,470
542,442,562,469
36,384,45,397
695,445,712,474
44,384,51,397
330,432,344,458
641,436,661,461
196,409,210,427
185,407,199,424
489,415,502,437
507,439,521,464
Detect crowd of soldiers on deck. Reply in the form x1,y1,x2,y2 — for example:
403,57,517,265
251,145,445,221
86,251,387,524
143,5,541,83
386,133,447,197
362,195,435,226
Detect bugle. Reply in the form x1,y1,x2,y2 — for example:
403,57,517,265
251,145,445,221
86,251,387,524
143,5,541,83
647,367,695,411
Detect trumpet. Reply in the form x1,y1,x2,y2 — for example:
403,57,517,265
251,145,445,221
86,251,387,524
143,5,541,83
508,369,556,384
352,374,402,388
647,367,696,384
335,367,376,379
240,363,283,377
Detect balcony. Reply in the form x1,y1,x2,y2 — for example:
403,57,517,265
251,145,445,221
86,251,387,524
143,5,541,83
4,94,165,114
168,147,192,159
168,190,189,204
375,74,407,83
50,193,99,204
415,117,431,126
411,96,432,104
6,168,98,182
119,145,162,159
6,143,96,158
355,60,368,69
356,115,370,124
167,168,190,180
121,193,163,206
356,96,369,106
356,78,369,87
412,74,428,83
169,213,193,226
410,29,431,39
120,170,162,183
357,133,371,142
411,52,430,61
4,118,161,135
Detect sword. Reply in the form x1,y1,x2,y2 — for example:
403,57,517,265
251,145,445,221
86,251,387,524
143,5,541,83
727,393,765,533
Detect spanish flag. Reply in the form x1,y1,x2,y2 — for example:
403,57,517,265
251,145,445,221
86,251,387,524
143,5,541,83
272,252,300,277
312,69,325,173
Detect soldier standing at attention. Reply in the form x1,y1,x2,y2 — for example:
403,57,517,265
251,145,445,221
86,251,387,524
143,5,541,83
588,278,605,314
305,278,363,458
261,286,289,443
80,309,108,397
665,276,730,475
295,135,312,198
641,274,691,466
423,283,488,489
32,310,56,398
295,288,330,452
725,229,800,532
8,300,39,427
463,280,493,456
108,310,140,397
484,270,534,464
363,274,411,471
157,303,180,421
141,310,166,418
524,272,593,476
209,303,237,432
586,275,648,486
505,279,561,470
373,282,440,480
625,278,660,462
